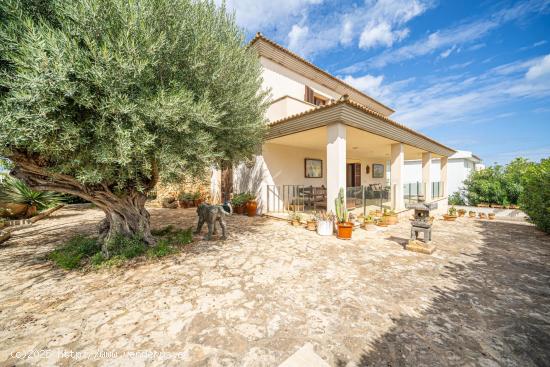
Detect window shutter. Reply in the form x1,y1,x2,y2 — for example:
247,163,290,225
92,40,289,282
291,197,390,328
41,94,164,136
304,85,315,103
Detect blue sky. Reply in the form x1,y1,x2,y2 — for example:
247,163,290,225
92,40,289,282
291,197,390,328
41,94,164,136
223,0,550,165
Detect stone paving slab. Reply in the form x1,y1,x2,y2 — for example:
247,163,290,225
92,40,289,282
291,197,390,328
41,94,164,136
0,207,548,366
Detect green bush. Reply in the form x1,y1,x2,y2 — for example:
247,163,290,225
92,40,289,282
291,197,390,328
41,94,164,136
48,236,100,269
462,158,533,206
0,176,63,212
520,159,550,233
448,191,466,206
105,234,147,259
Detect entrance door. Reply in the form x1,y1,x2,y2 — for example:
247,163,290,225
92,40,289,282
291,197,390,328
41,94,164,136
346,163,361,187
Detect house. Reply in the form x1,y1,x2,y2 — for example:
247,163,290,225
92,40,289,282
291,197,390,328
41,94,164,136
210,33,455,215
405,150,483,197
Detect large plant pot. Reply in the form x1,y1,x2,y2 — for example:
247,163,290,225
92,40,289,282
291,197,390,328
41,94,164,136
382,215,398,225
443,214,457,221
4,203,28,217
25,205,37,217
316,220,333,236
336,222,353,240
235,205,244,215
246,200,257,217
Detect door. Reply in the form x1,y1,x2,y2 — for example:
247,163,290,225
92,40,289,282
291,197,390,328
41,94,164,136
346,163,361,187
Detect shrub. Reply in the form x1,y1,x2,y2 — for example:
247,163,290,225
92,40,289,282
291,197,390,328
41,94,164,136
48,236,100,269
0,176,62,212
151,225,175,236
520,159,550,233
448,191,466,206
105,235,147,259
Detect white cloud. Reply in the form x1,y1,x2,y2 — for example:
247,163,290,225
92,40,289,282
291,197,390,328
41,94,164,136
343,54,550,130
440,45,457,59
526,54,550,80
287,25,309,51
220,0,322,33
359,22,394,48
343,0,550,70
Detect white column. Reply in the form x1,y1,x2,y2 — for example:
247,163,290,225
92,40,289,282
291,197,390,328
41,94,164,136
326,123,346,213
422,152,432,202
440,156,448,197
210,166,222,204
390,143,405,211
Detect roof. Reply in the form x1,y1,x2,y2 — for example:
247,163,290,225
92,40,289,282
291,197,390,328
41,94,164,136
267,96,456,157
449,150,482,162
249,33,395,116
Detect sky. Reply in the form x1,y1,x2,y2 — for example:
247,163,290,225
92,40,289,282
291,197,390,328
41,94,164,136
222,0,550,165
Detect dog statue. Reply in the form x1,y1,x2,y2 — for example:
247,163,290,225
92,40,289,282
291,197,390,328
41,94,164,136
194,203,231,240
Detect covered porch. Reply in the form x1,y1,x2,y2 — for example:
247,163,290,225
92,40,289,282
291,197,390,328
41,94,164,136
261,98,454,215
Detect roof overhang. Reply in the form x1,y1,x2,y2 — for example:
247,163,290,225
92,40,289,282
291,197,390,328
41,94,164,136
267,98,456,157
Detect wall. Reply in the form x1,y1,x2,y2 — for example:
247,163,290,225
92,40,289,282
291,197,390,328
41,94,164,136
261,57,340,104
266,96,314,122
346,158,388,187
404,158,478,196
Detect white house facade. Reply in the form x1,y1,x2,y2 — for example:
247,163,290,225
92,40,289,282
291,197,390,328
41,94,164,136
404,151,483,197
211,33,456,215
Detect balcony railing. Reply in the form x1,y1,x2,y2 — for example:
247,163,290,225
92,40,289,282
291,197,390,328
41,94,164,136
432,181,444,198
266,184,391,213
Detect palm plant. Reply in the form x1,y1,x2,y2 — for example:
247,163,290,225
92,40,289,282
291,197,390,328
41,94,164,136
0,176,62,214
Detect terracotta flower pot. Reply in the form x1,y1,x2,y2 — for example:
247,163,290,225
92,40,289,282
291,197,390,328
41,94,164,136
488,213,495,220
469,212,476,218
306,220,316,231
336,222,353,239
4,203,28,217
246,200,257,217
383,215,398,225
291,219,301,227
479,213,487,219
194,199,203,207
443,214,457,221
25,205,37,217
235,205,244,215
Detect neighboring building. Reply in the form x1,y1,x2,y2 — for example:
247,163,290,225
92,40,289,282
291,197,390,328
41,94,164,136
211,33,456,214
404,150,483,196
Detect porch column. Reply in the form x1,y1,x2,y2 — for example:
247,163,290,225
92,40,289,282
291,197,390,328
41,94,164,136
326,122,346,213
440,156,448,197
390,143,405,211
422,152,432,202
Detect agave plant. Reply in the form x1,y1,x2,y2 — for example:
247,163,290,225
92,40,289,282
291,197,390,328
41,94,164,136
0,176,62,213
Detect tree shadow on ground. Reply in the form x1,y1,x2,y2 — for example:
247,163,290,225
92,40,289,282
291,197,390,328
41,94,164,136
338,220,550,366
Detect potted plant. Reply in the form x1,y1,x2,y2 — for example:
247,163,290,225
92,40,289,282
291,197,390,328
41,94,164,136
244,192,258,217
231,193,245,214
478,212,487,219
315,211,334,236
306,214,316,231
457,208,466,217
381,209,398,225
192,191,203,207
477,202,489,208
0,176,61,218
468,210,476,218
335,188,352,239
443,206,458,221
178,192,189,208
488,213,496,220
288,211,302,226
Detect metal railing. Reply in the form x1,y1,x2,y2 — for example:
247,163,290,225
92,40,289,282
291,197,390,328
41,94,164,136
403,182,424,204
266,184,391,213
432,181,444,198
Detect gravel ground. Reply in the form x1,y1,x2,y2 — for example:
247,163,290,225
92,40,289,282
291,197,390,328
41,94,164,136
0,207,548,366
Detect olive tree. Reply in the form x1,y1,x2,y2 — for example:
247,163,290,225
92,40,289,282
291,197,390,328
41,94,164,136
0,0,267,256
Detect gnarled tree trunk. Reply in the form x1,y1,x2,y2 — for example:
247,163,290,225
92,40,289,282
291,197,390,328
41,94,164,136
9,151,158,258
97,192,156,258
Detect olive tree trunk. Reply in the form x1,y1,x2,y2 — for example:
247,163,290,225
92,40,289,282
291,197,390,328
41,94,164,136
9,152,158,258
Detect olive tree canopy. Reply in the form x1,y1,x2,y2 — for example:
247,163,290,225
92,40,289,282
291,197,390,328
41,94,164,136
0,0,267,256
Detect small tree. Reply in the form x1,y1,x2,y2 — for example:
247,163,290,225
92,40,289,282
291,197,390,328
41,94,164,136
520,158,550,233
0,0,267,256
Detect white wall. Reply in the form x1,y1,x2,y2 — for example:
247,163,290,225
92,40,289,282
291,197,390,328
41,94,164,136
261,57,339,104
404,158,476,195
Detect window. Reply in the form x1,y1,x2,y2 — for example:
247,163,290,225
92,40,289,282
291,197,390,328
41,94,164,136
313,95,326,106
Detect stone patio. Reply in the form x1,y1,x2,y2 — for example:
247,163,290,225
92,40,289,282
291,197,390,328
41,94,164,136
0,207,549,366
